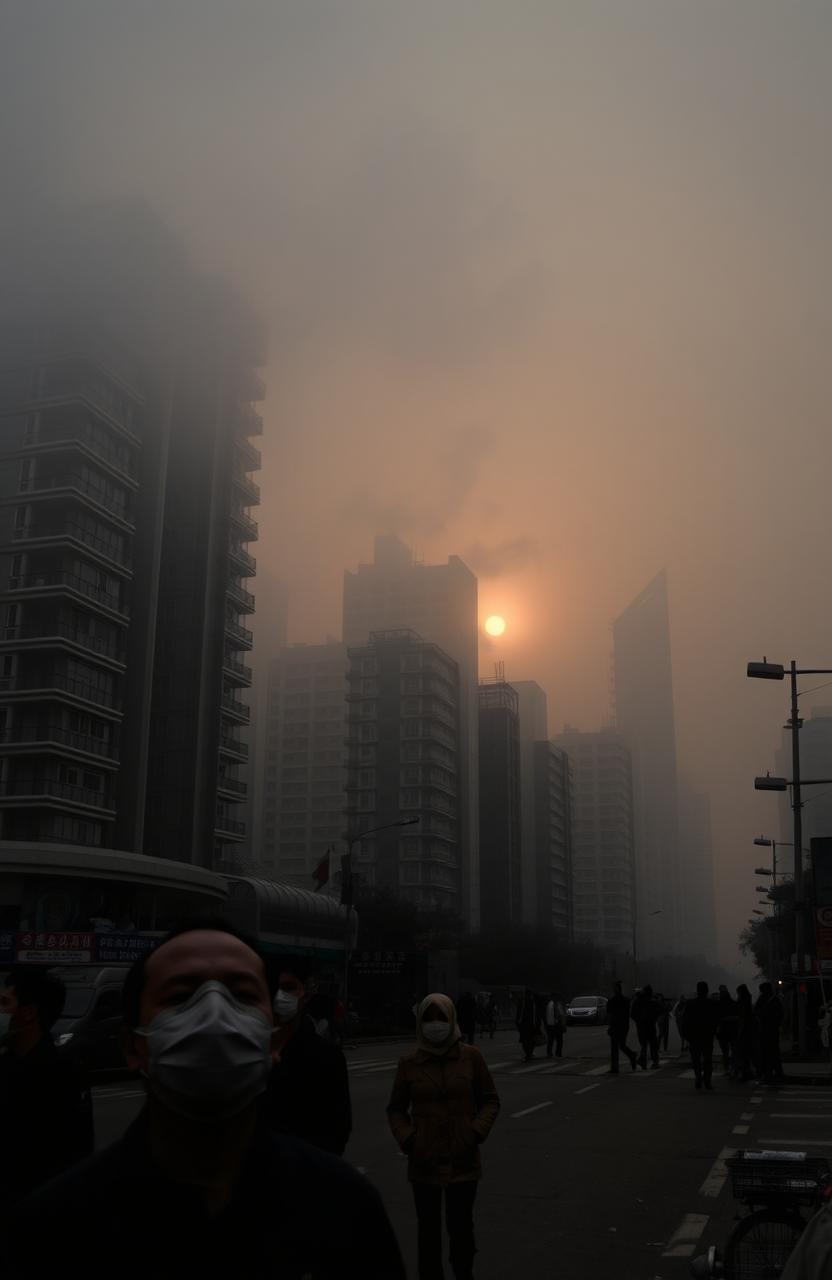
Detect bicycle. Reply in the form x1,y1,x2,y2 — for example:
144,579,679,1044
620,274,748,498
690,1150,831,1279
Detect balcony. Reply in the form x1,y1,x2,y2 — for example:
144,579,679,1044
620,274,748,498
215,812,246,839
0,671,119,712
228,543,256,576
232,471,261,505
222,652,253,686
219,734,249,760
25,422,139,485
226,579,255,613
35,361,141,441
218,775,247,798
7,571,129,619
13,520,132,573
221,692,251,723
0,724,119,762
229,506,258,542
235,437,261,471
223,615,253,648
0,777,115,812
237,403,264,436
21,471,134,528
0,622,126,665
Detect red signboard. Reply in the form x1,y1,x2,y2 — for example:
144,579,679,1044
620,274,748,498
15,932,93,963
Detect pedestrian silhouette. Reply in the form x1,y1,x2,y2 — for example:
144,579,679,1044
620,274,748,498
607,981,638,1073
682,980,720,1090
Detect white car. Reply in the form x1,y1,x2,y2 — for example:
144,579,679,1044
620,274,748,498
566,996,608,1025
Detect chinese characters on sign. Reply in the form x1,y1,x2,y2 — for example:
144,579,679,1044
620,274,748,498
16,932,93,964
353,950,408,977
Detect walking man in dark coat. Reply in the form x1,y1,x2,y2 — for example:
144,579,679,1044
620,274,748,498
607,981,638,1073
682,981,721,1090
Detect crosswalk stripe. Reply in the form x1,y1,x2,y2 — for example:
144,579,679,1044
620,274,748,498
512,1061,563,1075
355,1063,397,1074
484,1061,513,1071
678,1069,696,1079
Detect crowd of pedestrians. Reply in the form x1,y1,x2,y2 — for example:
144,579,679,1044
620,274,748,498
0,923,794,1279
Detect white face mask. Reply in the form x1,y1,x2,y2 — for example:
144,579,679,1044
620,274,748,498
137,981,273,1120
422,1021,450,1045
274,990,300,1024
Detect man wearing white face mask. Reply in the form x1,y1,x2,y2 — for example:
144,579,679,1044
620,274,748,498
266,960,352,1156
2,923,404,1280
387,992,500,1280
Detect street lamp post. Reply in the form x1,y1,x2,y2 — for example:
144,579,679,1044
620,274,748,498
341,816,420,1018
748,658,832,1056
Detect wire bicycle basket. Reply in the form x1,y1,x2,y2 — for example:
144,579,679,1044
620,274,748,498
727,1152,831,1207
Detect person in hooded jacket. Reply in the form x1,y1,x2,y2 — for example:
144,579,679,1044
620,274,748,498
387,993,500,1280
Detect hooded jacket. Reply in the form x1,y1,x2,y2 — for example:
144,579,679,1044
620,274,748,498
386,993,500,1185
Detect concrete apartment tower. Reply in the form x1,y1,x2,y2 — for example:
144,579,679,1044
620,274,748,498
511,680,549,925
0,204,264,868
478,680,522,931
555,727,635,955
677,780,718,960
342,536,479,927
345,630,460,911
256,642,348,885
612,571,681,958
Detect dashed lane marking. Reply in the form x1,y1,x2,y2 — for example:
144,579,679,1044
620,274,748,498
573,1083,601,1096
699,1147,735,1198
662,1213,710,1259
750,1095,763,1104
733,1125,750,1135
755,1138,832,1147
511,1101,553,1119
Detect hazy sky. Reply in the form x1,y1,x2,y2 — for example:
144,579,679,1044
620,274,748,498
4,0,832,964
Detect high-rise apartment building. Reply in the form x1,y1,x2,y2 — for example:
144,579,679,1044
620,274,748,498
511,680,549,926
478,680,521,931
257,643,347,884
0,205,263,867
612,571,681,958
677,780,718,959
345,630,460,911
343,536,479,926
532,740,573,937
556,727,635,954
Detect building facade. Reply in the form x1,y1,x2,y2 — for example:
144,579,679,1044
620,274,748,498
478,680,522,932
556,726,635,955
257,643,347,886
612,571,681,958
532,740,573,937
0,205,264,868
677,780,718,959
345,630,460,911
511,680,550,927
343,536,479,926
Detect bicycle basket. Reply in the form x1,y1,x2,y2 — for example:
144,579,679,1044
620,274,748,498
727,1152,831,1206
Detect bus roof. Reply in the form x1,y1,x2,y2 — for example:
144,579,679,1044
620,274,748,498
0,841,229,899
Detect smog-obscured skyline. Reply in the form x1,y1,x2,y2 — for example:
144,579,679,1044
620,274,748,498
4,0,832,963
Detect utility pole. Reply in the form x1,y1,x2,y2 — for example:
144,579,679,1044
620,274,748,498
790,660,807,1058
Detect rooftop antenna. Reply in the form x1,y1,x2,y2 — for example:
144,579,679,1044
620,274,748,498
494,660,505,683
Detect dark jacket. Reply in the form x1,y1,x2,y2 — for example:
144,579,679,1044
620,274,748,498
457,993,478,1031
2,1107,405,1280
607,993,631,1033
631,993,660,1032
0,1034,93,1210
682,996,721,1045
755,994,784,1043
387,1041,500,1185
266,1015,352,1156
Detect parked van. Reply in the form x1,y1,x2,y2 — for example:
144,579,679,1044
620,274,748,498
50,966,130,1071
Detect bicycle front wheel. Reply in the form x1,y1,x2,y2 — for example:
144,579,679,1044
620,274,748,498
723,1209,805,1279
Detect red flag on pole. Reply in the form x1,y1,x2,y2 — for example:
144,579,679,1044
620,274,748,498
311,848,331,892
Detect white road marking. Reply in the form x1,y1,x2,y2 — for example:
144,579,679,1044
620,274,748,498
574,1083,601,1095
678,1069,696,1079
512,1061,562,1075
770,1114,832,1121
750,1095,763,1104
511,1101,554,1119
484,1061,513,1071
95,1089,145,1101
699,1147,735,1198
662,1213,709,1259
356,1063,398,1074
583,1064,611,1076
348,1059,397,1070
733,1125,750,1135
757,1138,832,1147
542,1062,575,1074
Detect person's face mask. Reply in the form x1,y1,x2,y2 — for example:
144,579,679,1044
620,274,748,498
137,981,273,1120
422,1021,450,1045
273,990,300,1024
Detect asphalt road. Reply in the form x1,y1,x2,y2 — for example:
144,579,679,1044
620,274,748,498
91,1025,832,1279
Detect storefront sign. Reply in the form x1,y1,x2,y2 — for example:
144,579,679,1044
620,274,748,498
16,931,93,963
